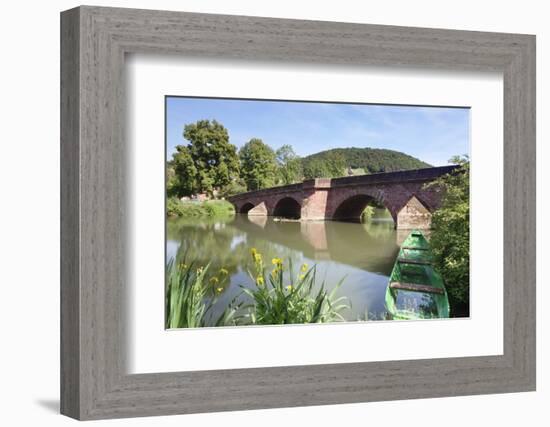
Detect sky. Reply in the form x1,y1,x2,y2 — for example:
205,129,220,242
166,97,470,166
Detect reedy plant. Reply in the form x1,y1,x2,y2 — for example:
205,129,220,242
165,258,240,328
238,248,349,325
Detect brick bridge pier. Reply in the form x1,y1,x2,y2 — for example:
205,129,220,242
228,165,458,229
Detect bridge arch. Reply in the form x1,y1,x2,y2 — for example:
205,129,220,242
239,202,255,214
273,197,301,219
332,194,395,224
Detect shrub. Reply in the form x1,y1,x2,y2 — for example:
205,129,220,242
202,200,235,217
166,197,186,217
166,198,235,219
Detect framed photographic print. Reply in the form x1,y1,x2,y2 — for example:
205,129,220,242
61,6,536,420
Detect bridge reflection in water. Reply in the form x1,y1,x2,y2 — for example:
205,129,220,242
240,214,400,274
167,211,415,322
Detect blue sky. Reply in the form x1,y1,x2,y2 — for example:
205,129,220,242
166,97,469,166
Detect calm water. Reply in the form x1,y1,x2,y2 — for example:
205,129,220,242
167,211,411,324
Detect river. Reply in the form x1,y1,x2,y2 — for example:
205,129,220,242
165,209,420,325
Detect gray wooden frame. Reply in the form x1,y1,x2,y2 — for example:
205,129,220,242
60,5,536,420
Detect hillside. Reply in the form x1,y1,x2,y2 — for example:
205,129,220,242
301,147,431,178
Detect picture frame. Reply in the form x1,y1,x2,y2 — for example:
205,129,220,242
60,5,536,420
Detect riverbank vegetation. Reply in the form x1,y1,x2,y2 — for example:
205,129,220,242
166,198,235,218
165,259,240,328
165,249,349,328
427,155,470,316
167,119,432,199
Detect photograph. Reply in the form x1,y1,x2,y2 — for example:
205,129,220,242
164,97,470,328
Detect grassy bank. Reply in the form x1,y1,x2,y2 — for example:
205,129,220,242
167,198,235,218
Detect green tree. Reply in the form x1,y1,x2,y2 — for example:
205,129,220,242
239,138,278,191
428,155,470,316
169,145,198,197
276,144,302,185
325,151,346,177
303,157,329,179
166,163,178,197
302,151,346,179
181,120,240,195
219,178,247,198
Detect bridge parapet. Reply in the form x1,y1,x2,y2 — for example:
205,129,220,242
328,165,459,187
303,178,332,189
228,182,303,201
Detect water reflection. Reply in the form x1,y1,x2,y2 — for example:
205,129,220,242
167,212,400,322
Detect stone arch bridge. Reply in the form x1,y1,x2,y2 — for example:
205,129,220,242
228,166,458,229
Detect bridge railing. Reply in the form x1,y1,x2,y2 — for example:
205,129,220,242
328,165,459,187
228,182,303,200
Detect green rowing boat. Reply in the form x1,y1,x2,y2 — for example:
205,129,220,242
385,230,450,320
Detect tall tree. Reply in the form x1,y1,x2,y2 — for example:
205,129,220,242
239,138,278,191
276,144,302,185
325,151,346,177
302,157,328,179
181,120,240,195
169,145,198,197
166,162,178,197
302,151,346,179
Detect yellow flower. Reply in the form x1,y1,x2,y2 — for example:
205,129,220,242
219,268,229,275
271,257,283,266
256,276,264,286
254,253,262,263
179,263,187,270
300,263,308,272
197,267,203,274
299,274,305,281
210,277,219,284
216,287,223,293
286,285,293,292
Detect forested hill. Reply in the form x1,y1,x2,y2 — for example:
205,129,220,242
302,147,431,177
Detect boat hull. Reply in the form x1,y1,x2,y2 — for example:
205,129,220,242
385,230,450,320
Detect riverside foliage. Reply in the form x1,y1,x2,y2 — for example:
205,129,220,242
166,198,235,218
165,259,241,328
165,249,349,328
427,155,470,316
